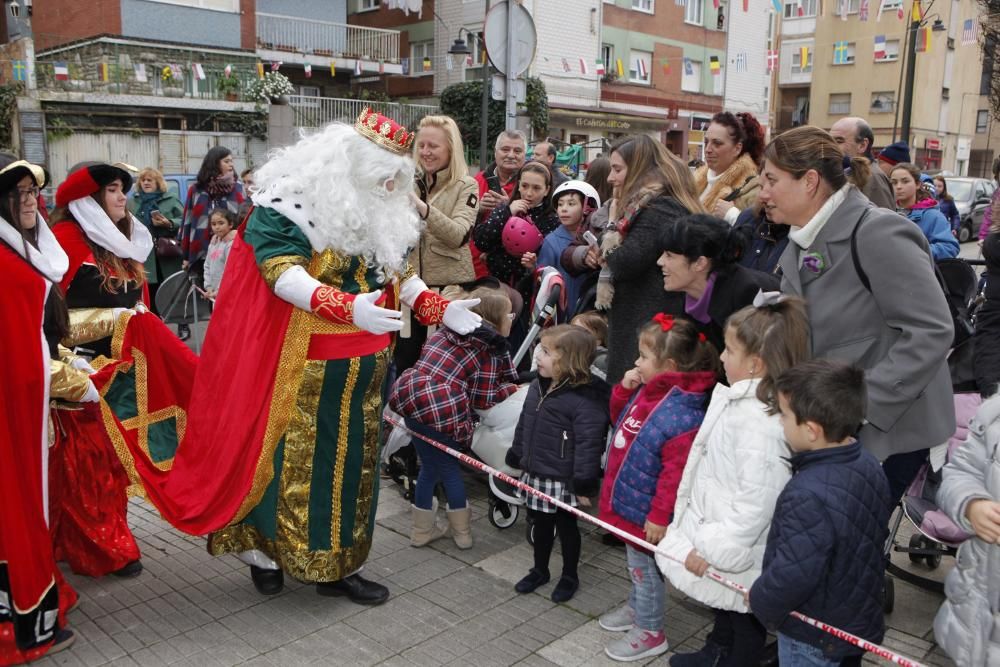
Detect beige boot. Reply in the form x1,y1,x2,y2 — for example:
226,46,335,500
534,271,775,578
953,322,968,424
410,505,449,547
447,506,474,549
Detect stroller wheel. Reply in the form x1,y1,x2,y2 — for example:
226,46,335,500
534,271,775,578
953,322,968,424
925,551,942,570
488,498,519,529
882,575,895,614
907,534,923,564
526,520,536,546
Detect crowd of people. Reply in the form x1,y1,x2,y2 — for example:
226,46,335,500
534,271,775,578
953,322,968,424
2,105,1000,667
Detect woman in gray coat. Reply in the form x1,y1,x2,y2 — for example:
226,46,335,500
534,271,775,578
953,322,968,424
934,395,1000,667
762,126,955,502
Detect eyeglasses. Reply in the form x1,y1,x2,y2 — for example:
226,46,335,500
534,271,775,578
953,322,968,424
8,187,40,201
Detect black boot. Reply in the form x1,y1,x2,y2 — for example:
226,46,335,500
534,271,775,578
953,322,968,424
669,641,727,667
112,559,143,578
250,565,284,595
514,567,550,594
316,573,389,605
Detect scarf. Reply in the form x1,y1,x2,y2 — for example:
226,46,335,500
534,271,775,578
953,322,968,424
595,185,664,310
694,154,759,213
136,190,161,228
68,196,153,262
206,172,236,199
0,212,68,283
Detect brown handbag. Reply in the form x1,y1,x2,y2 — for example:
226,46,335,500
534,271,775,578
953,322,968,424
155,237,183,259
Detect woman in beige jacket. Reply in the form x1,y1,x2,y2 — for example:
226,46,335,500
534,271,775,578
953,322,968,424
397,115,480,370
693,111,766,224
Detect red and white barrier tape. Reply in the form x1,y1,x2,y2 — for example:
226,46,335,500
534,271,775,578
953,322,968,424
385,416,929,667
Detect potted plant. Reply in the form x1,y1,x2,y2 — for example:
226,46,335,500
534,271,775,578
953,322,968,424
216,67,240,101
246,71,294,105
161,66,185,97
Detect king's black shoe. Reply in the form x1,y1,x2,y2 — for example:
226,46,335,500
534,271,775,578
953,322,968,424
250,565,284,595
112,559,143,578
316,573,389,605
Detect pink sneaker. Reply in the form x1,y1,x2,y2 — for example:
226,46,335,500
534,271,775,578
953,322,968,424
605,627,668,662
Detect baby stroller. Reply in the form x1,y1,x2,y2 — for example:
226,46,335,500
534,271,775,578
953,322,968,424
154,260,213,353
882,257,978,611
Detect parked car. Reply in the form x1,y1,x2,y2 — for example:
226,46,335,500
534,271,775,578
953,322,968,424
945,177,997,242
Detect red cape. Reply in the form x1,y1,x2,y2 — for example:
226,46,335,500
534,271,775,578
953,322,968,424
0,244,70,653
91,230,291,535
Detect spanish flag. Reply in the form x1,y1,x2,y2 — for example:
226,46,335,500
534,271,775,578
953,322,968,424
615,58,624,77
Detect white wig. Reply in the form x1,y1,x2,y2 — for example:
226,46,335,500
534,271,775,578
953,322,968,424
251,122,422,275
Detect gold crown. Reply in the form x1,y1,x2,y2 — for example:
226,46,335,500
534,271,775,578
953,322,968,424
353,107,415,156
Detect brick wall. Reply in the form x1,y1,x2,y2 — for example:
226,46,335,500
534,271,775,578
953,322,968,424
33,0,122,51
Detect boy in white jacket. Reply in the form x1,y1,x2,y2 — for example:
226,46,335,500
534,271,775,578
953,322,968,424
657,295,810,667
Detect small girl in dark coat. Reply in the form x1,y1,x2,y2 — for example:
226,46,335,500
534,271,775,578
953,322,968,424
506,324,610,603
472,162,560,296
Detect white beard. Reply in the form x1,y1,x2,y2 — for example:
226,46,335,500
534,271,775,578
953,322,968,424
251,123,423,276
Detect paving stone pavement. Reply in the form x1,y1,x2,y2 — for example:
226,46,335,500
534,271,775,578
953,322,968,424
35,472,956,667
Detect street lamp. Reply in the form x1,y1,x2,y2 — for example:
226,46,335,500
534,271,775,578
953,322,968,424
899,5,948,146
448,28,491,171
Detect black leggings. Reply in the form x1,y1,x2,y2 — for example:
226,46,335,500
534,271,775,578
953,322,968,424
528,508,581,580
707,609,767,667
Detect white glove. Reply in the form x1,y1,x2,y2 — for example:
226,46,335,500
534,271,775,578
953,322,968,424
80,380,100,403
443,298,482,335
134,302,149,314
352,290,404,335
112,307,135,319
69,356,97,374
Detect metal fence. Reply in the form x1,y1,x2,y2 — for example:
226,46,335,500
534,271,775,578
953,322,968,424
256,13,400,63
287,95,438,132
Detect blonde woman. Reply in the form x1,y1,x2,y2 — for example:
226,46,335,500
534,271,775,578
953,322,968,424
127,167,184,306
398,114,480,370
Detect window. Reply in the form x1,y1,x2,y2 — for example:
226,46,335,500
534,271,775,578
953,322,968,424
942,87,950,100
828,93,851,115
297,85,320,107
791,47,813,73
682,60,701,92
836,0,860,16
601,44,614,75
632,0,655,11
629,50,652,84
685,0,703,25
870,91,895,113
783,0,818,17
875,39,900,62
144,0,238,10
410,41,433,75
977,110,990,133
462,30,484,66
832,42,856,65
882,0,902,8
358,0,379,10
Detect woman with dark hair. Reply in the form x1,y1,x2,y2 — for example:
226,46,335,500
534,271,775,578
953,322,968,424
179,146,245,267
762,125,954,503
49,163,150,579
0,160,79,662
657,214,778,354
694,111,766,224
599,135,706,384
933,175,961,235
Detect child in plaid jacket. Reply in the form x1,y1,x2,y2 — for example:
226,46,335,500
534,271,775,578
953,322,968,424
389,286,519,549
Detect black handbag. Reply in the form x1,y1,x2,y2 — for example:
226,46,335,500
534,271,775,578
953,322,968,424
155,237,183,259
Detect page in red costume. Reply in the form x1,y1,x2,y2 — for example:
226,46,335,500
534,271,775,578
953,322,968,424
0,244,77,662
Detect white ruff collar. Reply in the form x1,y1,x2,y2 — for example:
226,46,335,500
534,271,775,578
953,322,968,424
68,196,153,262
0,213,69,283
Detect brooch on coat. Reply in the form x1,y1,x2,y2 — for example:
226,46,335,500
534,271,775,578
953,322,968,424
801,251,826,274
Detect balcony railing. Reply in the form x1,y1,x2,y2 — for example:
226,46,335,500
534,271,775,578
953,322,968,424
287,95,438,133
256,13,400,63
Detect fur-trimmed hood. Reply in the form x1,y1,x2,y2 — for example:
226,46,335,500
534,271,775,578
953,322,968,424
694,153,760,215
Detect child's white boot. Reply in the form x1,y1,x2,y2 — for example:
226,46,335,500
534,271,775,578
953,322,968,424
410,505,449,547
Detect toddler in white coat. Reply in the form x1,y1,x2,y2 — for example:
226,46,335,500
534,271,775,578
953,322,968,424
657,293,810,667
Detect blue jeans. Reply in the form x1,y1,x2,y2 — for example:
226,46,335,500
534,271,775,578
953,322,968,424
411,433,467,511
626,545,665,632
778,634,841,667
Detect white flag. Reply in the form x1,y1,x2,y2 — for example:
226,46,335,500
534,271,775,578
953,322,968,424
133,63,147,82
